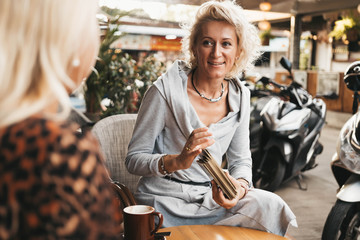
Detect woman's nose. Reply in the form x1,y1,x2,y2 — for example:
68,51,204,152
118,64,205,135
212,43,222,57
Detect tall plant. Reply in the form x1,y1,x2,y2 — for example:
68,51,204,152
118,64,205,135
329,13,360,42
136,55,166,103
101,53,165,118
84,7,166,119
84,8,127,115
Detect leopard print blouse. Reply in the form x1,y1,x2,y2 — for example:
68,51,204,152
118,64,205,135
0,117,122,239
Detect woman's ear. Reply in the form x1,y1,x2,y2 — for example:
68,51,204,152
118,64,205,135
234,55,239,64
236,48,242,59
192,46,197,58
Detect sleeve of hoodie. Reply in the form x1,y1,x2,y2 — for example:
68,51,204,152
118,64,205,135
125,85,169,177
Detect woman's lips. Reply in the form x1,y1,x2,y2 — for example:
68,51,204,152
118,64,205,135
208,61,225,66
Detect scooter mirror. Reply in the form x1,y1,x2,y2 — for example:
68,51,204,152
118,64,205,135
258,76,270,85
344,61,360,92
280,57,292,73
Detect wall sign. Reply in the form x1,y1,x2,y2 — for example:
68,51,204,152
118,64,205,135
111,34,181,51
317,72,340,96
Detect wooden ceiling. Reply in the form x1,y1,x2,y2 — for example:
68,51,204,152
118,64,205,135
136,0,359,15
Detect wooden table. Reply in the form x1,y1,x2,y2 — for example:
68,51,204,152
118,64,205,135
158,225,288,240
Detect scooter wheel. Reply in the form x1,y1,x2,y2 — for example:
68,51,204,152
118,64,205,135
254,149,285,192
322,199,360,240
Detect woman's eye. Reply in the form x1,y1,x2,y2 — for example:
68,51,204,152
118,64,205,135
202,40,213,46
222,41,232,47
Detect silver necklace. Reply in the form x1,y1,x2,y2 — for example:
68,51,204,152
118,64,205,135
191,69,224,103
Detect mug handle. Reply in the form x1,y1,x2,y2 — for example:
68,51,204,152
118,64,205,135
151,211,163,235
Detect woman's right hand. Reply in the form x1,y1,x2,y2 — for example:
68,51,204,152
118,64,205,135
175,127,215,170
159,127,215,174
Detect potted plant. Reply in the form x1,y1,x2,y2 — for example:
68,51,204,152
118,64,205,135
84,8,127,119
100,53,165,118
84,7,166,120
329,15,360,49
259,29,275,46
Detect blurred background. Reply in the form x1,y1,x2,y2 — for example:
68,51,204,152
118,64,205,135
72,0,359,120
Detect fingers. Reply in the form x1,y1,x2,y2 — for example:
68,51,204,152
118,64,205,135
186,138,214,153
212,173,245,209
186,127,214,152
177,128,215,170
211,180,229,208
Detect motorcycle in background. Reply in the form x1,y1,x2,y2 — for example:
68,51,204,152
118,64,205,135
322,61,360,240
251,57,327,192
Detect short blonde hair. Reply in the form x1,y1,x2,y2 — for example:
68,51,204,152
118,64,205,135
0,0,98,128
181,0,261,78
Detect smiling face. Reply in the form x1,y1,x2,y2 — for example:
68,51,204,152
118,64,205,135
193,20,239,81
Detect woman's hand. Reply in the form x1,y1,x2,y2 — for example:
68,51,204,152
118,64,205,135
176,127,215,170
158,127,214,174
211,172,246,209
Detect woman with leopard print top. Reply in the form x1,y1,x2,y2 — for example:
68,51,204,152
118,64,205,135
0,1,122,239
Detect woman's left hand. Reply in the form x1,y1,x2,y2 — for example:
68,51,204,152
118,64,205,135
211,172,246,209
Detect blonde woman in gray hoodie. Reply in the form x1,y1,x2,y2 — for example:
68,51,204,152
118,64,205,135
126,0,297,236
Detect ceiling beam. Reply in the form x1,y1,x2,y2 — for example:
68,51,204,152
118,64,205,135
133,0,207,5
136,0,359,15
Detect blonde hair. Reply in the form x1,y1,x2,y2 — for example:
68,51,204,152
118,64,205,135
0,0,98,128
181,0,261,78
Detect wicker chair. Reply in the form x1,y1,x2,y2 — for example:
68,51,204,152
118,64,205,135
91,114,140,201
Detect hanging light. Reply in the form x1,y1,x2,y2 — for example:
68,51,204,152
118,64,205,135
165,34,177,40
258,20,271,30
259,1,272,12
358,4,360,14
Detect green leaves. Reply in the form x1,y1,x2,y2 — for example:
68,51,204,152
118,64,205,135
101,52,165,118
84,7,165,119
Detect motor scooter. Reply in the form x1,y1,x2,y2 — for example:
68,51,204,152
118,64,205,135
322,61,360,240
251,57,327,192
243,76,275,155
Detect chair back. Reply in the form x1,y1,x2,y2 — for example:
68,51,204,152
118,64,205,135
111,181,137,209
91,114,140,193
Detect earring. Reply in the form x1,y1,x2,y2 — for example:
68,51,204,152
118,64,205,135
234,57,239,67
72,58,80,67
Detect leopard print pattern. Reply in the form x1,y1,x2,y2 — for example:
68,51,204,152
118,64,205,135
0,117,122,239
